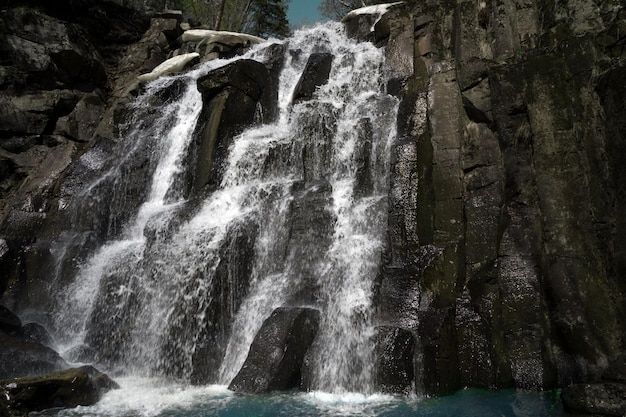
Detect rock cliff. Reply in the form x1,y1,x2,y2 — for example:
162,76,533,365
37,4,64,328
344,0,626,406
0,0,624,413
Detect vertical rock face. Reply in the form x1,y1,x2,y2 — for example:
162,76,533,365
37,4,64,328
362,0,626,396
0,0,153,309
291,52,334,104
191,57,281,194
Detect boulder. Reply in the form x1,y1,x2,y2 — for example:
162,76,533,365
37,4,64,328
0,367,117,414
197,59,269,101
78,365,120,391
194,32,266,62
291,52,333,104
0,332,68,379
228,307,320,393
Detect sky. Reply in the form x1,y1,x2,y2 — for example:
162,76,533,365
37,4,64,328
287,0,326,27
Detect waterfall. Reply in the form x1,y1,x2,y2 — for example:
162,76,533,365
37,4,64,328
52,22,399,393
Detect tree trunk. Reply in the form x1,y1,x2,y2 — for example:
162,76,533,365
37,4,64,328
214,0,227,30
238,0,253,32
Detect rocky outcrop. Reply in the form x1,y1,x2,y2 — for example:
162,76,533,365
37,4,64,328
0,0,270,310
0,302,117,415
189,54,282,193
0,367,118,416
0,0,152,308
355,0,626,400
188,219,259,384
0,305,67,380
291,52,333,104
228,307,320,393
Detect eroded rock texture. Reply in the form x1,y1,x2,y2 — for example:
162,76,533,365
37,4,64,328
365,0,626,399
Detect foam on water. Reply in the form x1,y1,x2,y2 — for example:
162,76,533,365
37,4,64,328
40,378,232,417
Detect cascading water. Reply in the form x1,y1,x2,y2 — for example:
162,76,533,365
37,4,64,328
52,22,398,394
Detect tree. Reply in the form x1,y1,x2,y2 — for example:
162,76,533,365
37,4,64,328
318,0,388,20
214,0,227,29
247,0,290,39
129,0,289,37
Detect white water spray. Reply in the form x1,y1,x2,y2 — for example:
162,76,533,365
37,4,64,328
53,22,399,394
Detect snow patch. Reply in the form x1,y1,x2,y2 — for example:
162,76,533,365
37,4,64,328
342,1,405,32
182,29,266,45
344,1,404,18
137,52,200,83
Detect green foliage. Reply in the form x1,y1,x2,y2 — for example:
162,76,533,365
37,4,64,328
247,0,290,38
124,0,289,38
106,0,288,38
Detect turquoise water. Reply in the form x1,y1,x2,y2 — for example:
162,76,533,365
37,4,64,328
43,378,562,417
158,390,562,417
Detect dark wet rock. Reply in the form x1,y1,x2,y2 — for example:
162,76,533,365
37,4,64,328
284,180,335,305
65,344,97,364
0,0,623,407
292,52,333,104
228,307,320,393
0,305,22,335
78,365,120,391
0,332,68,379
374,0,626,399
0,367,118,414
374,327,415,394
0,0,155,313
188,219,259,384
21,323,54,348
53,92,106,142
561,383,626,416
353,118,374,198
1,7,106,90
190,59,277,193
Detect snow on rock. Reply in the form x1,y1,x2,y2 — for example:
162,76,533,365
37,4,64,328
344,1,404,18
342,1,405,32
137,52,200,83
182,30,266,45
